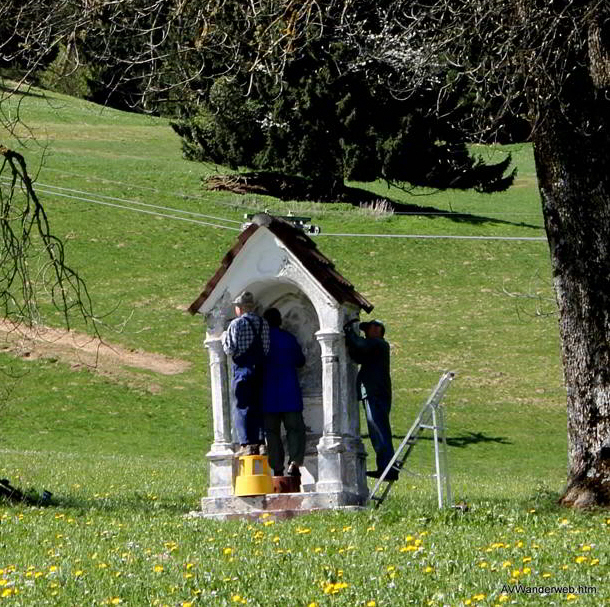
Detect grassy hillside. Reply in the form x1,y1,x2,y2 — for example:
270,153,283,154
2,86,602,607
1,85,562,486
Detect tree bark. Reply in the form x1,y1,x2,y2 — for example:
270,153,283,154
533,66,610,507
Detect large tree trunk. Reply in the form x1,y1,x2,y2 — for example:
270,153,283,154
533,53,610,507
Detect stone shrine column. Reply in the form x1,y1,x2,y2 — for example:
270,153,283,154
204,335,234,497
315,329,352,493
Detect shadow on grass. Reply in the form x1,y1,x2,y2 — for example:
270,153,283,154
439,432,512,448
51,492,200,515
205,171,542,230
363,431,512,447
0,82,46,98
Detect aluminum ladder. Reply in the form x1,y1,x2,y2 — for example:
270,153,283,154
369,371,455,509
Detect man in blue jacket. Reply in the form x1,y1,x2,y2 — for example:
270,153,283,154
262,308,307,477
344,318,398,481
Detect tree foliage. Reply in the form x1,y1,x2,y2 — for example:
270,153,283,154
0,1,518,197
171,1,516,195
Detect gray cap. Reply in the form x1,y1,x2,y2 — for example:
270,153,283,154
232,291,255,306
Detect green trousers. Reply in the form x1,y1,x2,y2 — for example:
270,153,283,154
263,411,306,474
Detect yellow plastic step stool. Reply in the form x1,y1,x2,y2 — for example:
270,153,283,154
234,455,274,496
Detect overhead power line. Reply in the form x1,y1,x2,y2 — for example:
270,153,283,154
23,180,242,224
0,177,546,241
318,232,547,242
0,178,241,231
42,166,543,220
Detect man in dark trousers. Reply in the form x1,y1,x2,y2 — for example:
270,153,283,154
261,308,307,477
344,318,398,481
222,291,270,456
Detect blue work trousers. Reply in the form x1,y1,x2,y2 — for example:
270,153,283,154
363,396,395,472
232,366,264,445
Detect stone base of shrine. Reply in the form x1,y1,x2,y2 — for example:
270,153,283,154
190,491,368,521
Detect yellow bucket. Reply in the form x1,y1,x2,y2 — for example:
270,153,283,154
234,455,274,496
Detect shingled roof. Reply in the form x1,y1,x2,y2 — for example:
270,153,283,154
189,213,373,315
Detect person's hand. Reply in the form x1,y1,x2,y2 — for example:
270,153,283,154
343,318,358,333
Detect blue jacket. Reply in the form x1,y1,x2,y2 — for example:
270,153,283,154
262,327,306,413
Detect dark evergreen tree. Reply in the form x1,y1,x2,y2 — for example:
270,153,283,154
171,3,515,198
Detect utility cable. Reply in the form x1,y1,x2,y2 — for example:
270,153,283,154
317,232,547,242
28,185,241,231
40,167,543,220
1,178,545,240
0,178,242,225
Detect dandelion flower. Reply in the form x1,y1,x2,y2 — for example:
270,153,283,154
296,527,311,534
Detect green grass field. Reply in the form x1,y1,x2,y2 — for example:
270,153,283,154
1,85,608,606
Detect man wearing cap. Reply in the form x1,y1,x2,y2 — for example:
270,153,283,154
344,318,398,481
222,291,270,456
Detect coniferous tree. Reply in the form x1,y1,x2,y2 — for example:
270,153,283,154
171,5,516,198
